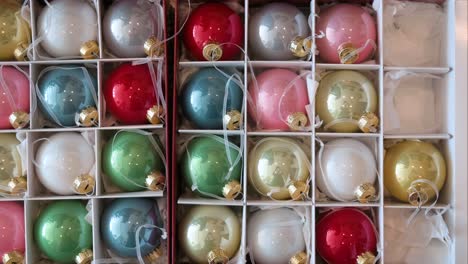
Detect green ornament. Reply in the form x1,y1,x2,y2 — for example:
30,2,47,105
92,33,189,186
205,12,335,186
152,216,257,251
181,136,242,199
102,131,165,192
34,200,92,263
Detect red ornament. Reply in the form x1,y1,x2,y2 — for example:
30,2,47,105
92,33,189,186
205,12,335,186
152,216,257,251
316,208,377,264
104,63,157,124
183,2,243,61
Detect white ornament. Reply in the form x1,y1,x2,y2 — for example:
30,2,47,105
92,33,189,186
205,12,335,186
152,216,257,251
37,0,98,57
316,138,376,201
247,208,306,264
35,132,95,195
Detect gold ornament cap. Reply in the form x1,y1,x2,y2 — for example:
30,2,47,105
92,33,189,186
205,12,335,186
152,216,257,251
9,111,29,129
2,250,24,264
358,112,379,133
203,43,223,61
144,246,163,262
338,42,359,64
73,174,95,194
207,248,229,264
408,189,429,206
144,36,164,57
14,42,29,61
289,251,307,264
290,36,312,58
355,183,376,203
287,112,308,131
78,107,98,127
288,181,309,201
222,180,241,200
223,110,242,130
356,251,376,264
146,105,164,125
75,249,93,264
8,176,27,194
80,40,99,59
146,171,166,191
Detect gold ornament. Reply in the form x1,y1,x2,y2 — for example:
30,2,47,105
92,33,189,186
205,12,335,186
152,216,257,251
384,141,446,205
356,251,376,264
8,176,26,194
223,110,242,130
288,181,309,201
0,1,30,60
203,43,223,61
9,111,29,129
338,42,359,64
358,112,379,133
80,40,99,59
78,107,98,127
146,105,164,125
145,171,166,191
289,251,307,264
13,42,29,61
316,71,377,133
354,183,376,203
2,250,24,264
144,247,163,262
222,180,241,200
287,112,308,131
73,174,95,194
144,36,164,57
74,249,93,264
207,248,229,264
290,36,312,58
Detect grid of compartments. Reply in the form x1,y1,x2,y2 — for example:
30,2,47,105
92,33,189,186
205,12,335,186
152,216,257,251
171,0,459,263
0,0,171,263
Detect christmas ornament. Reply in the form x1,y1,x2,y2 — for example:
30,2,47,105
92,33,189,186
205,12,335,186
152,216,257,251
0,202,25,263
316,208,377,264
0,0,30,61
248,208,306,264
384,140,446,205
182,68,243,129
316,139,377,202
104,63,163,125
35,132,95,195
101,198,164,258
102,131,165,192
316,70,377,133
0,134,23,192
181,136,242,199
248,137,310,200
316,4,376,64
103,0,162,58
183,3,243,61
37,66,97,127
248,69,309,131
0,66,30,129
34,200,92,264
37,0,98,58
179,205,241,264
249,3,310,60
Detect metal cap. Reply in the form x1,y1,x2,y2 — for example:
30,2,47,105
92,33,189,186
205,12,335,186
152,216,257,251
144,36,164,57
74,249,93,264
78,107,98,127
80,40,99,59
288,181,309,201
355,183,376,203
14,42,29,61
203,43,223,61
8,176,27,194
146,105,164,125
2,250,24,264
358,112,379,133
73,174,95,194
338,42,359,64
207,248,229,264
290,36,312,58
146,171,166,191
287,112,308,131
144,246,163,262
356,251,376,264
223,110,242,130
289,251,307,264
222,180,241,200
9,111,29,129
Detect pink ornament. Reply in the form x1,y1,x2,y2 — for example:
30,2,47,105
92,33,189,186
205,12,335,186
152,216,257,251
249,69,309,130
0,67,30,129
316,4,376,64
0,202,25,257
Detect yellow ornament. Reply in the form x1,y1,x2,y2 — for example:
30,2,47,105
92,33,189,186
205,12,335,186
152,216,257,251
384,140,446,205
0,0,30,61
316,71,377,133
0,134,23,187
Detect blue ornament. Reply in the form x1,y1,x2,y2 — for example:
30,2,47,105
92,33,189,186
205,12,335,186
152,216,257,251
37,65,97,126
101,198,164,257
181,68,243,129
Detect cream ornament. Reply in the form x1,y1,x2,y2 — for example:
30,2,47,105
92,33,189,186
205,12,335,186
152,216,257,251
35,132,95,195
316,139,377,202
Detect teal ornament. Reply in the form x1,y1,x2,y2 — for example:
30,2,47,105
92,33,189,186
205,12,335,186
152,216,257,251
37,65,97,126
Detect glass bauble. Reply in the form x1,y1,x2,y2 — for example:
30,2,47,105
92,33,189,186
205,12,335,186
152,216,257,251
0,66,29,129
0,134,22,183
0,202,25,260
0,0,30,60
